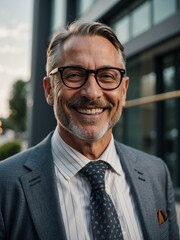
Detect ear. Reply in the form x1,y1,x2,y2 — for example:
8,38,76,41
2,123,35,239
122,76,129,107
43,77,54,106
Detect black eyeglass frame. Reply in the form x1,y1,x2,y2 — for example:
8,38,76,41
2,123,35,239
49,66,126,90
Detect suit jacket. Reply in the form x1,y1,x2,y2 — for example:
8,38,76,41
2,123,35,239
0,133,179,240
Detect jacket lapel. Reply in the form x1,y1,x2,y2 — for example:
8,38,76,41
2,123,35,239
115,142,160,240
20,134,67,240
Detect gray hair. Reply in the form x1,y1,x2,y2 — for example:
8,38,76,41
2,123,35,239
46,20,126,76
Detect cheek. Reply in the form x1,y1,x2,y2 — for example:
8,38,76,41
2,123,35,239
55,86,78,110
106,89,123,109
52,84,63,110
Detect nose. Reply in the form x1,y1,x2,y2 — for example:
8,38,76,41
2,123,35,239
79,74,103,99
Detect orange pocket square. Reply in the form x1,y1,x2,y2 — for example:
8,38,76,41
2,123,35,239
157,209,167,226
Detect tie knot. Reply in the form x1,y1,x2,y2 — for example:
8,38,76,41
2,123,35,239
80,161,108,190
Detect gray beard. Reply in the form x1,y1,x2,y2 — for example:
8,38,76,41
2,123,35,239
66,118,109,141
55,108,122,141
54,96,122,141
56,110,109,141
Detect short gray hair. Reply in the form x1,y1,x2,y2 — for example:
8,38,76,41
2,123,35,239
46,20,126,76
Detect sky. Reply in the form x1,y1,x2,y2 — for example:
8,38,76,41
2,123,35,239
0,0,33,118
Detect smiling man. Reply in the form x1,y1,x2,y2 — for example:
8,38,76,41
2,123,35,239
44,34,128,159
0,20,179,240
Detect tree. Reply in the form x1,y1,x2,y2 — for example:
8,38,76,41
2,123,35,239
7,80,28,132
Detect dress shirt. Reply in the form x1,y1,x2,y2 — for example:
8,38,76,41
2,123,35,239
51,127,144,240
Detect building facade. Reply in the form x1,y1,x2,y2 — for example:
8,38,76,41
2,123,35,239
29,0,180,197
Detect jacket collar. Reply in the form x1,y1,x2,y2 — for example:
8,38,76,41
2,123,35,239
20,133,160,240
20,133,67,240
115,141,160,240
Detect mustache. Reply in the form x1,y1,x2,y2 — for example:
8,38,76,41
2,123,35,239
67,97,113,110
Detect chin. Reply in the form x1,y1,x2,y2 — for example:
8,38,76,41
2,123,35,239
66,122,110,141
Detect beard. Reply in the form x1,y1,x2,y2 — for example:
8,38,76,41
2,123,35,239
54,97,122,141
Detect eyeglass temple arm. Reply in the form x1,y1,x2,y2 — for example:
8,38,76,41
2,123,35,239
49,68,59,76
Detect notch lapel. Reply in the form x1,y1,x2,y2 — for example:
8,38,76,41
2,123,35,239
20,134,67,240
115,142,160,240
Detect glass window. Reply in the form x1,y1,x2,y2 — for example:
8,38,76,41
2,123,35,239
77,0,96,17
131,1,151,38
126,57,141,100
164,99,178,185
115,48,180,187
114,56,156,154
126,57,156,100
51,0,66,33
161,52,180,186
120,104,156,154
162,55,175,92
112,16,130,44
153,0,176,25
141,72,156,97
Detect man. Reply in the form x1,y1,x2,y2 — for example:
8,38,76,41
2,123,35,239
0,20,179,240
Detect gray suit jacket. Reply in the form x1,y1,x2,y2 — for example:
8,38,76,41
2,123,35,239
0,133,179,240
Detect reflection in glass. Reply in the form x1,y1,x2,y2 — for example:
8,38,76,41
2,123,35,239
78,0,96,16
161,52,179,186
131,1,151,38
126,57,141,100
141,72,156,97
51,0,66,32
164,99,177,185
112,16,130,44
153,0,176,25
121,104,155,154
163,55,175,92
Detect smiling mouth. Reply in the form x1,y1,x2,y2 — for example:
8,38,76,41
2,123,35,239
68,98,113,116
76,108,104,115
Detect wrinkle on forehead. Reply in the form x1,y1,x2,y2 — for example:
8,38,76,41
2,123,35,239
60,35,123,68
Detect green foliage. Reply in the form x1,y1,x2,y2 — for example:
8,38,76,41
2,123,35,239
7,80,28,132
0,141,21,161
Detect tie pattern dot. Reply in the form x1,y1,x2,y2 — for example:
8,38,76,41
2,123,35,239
80,161,124,240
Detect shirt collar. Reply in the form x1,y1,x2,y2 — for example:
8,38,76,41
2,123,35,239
51,127,122,181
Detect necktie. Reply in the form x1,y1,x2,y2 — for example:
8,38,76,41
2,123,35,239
80,161,124,240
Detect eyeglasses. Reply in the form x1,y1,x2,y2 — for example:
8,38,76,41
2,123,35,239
49,66,125,90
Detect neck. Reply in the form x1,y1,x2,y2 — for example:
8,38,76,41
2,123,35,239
58,126,112,160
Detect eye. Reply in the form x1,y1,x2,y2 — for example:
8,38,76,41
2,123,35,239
101,73,114,79
98,70,117,81
67,72,81,78
62,68,87,84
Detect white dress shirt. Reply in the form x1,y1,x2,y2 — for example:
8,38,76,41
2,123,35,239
51,127,143,240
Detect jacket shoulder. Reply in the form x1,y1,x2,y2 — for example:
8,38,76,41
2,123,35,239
114,140,168,173
0,133,53,178
0,147,34,177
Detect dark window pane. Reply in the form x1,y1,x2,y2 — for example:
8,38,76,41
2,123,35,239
162,55,176,92
119,104,156,155
164,99,178,185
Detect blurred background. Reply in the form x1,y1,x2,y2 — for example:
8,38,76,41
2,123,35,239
0,0,180,230
0,0,32,157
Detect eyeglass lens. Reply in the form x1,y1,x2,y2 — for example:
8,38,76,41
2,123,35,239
62,67,122,89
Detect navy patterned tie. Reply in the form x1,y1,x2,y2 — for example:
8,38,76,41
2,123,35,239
80,161,124,240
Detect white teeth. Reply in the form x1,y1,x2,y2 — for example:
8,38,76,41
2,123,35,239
77,108,103,115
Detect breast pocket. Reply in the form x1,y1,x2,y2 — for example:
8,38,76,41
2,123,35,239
159,218,169,240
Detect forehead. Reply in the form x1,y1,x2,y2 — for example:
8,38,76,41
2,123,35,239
59,35,122,67
62,34,117,50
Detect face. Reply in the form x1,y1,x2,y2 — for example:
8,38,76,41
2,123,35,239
44,35,129,144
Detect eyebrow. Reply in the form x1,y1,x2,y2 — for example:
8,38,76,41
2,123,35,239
60,64,117,69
